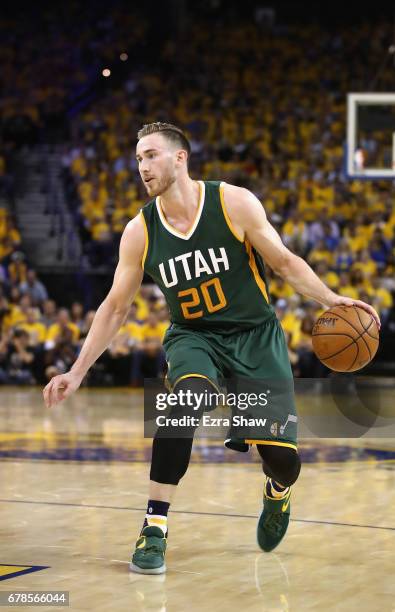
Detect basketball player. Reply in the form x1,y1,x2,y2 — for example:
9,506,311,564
43,123,380,574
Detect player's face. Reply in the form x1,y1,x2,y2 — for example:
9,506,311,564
136,134,178,197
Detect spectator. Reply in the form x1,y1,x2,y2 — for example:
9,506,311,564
307,239,333,267
349,268,368,295
292,315,328,378
308,210,340,246
156,303,170,325
45,308,80,350
314,260,339,290
44,325,78,382
0,296,11,332
270,277,294,300
123,304,143,348
5,217,21,250
275,298,301,350
0,328,36,384
0,237,17,264
19,294,33,321
282,329,299,369
43,308,79,381
41,299,57,328
19,307,46,346
281,209,308,252
8,251,27,284
79,310,96,343
105,327,133,386
140,310,168,344
322,221,340,251
71,301,85,331
134,287,151,320
344,223,366,253
2,291,29,331
369,229,390,269
370,277,393,326
337,272,359,300
131,311,167,386
16,307,46,382
352,249,377,278
19,269,48,305
334,239,354,273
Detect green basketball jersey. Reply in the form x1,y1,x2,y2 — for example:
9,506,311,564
140,180,275,331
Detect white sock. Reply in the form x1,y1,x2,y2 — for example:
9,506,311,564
145,513,168,535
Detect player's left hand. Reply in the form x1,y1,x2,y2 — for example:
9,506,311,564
330,296,381,331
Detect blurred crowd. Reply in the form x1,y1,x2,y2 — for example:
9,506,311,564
0,249,169,386
1,6,395,382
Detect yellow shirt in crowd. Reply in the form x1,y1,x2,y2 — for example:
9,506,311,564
46,322,80,343
3,305,26,330
270,280,294,299
140,322,168,343
134,294,149,321
118,321,143,342
352,260,377,277
19,322,47,344
338,285,359,300
376,287,393,309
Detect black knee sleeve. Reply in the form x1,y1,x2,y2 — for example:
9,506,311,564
257,445,301,487
150,376,217,485
150,436,194,485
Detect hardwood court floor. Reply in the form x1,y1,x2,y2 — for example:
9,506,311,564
0,388,394,612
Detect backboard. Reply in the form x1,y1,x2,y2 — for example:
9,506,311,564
346,93,395,179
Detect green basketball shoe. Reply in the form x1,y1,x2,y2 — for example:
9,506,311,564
130,526,167,574
257,479,291,552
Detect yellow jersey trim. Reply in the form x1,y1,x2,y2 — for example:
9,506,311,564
245,439,298,450
171,373,221,394
219,182,244,242
244,240,270,303
140,211,149,270
156,181,205,240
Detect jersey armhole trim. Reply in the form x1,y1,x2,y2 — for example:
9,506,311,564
245,239,270,304
219,182,244,243
140,210,149,270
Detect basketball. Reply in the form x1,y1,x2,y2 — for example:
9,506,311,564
311,305,379,372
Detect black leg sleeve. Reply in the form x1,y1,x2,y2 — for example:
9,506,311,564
150,376,219,485
257,444,301,487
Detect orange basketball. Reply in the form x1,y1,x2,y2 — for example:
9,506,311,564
311,305,379,372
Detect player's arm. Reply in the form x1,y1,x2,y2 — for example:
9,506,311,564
223,184,381,328
43,214,146,407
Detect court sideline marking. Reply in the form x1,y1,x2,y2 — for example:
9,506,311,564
0,498,393,532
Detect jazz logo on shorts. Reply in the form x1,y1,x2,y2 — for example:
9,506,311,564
269,415,298,436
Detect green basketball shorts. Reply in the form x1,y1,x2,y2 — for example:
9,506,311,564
162,317,298,450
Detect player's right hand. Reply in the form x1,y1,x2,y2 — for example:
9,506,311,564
43,371,83,408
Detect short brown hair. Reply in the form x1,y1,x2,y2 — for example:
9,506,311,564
137,122,191,157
